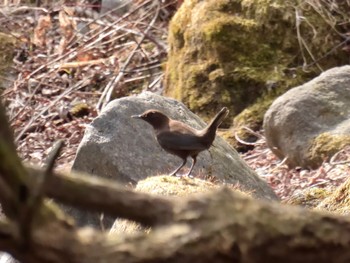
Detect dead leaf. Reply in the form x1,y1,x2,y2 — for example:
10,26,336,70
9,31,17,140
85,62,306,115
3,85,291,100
33,15,52,47
57,6,77,54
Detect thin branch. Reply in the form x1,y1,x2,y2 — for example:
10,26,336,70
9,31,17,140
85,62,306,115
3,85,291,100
295,8,323,72
0,6,49,16
303,37,348,69
43,140,64,179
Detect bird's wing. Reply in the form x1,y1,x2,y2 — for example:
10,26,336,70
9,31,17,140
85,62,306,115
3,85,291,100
157,131,206,151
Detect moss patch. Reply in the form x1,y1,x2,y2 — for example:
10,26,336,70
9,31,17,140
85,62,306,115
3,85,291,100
285,187,331,209
317,178,350,215
308,133,350,168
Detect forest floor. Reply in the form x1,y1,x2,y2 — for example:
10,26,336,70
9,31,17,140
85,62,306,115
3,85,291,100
1,1,350,203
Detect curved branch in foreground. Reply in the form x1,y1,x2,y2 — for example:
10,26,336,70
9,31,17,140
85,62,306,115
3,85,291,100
1,186,350,263
27,166,176,227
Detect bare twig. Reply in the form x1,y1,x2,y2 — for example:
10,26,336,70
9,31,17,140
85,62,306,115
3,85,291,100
234,129,265,146
243,126,265,140
295,8,323,72
305,37,350,69
270,157,289,172
43,140,64,189
0,5,49,16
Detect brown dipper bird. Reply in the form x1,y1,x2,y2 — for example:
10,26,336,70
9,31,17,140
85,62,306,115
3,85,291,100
132,107,229,177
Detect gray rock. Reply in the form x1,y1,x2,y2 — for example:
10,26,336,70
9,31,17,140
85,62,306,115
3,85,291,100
71,92,277,227
264,65,350,168
100,0,131,15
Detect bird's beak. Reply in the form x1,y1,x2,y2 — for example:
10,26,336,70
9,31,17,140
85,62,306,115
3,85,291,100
131,114,142,119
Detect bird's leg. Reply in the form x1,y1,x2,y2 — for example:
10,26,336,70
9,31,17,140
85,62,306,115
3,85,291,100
169,158,187,176
185,156,197,178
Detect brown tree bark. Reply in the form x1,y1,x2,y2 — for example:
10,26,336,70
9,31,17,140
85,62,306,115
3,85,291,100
1,103,350,263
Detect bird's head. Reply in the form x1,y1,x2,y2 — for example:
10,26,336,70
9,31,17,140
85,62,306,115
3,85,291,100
131,109,170,129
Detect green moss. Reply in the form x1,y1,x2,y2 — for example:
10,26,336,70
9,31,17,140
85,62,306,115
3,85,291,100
285,188,331,209
0,33,16,65
234,96,274,130
203,16,257,44
308,133,350,167
70,102,90,118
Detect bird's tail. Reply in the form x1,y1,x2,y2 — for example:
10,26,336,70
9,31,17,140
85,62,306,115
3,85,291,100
207,107,229,130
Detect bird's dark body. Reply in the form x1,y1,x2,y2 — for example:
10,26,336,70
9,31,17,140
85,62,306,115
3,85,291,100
132,107,229,177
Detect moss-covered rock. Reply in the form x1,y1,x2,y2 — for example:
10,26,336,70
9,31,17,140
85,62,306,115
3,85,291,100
308,133,350,166
165,0,349,127
0,32,17,91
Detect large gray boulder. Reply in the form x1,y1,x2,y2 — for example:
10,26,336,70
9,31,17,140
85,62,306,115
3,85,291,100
71,92,277,227
264,66,350,169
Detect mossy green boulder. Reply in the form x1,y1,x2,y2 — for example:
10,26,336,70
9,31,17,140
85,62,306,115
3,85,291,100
165,0,349,128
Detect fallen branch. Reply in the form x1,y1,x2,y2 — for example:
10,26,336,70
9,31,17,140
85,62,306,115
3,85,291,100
27,166,175,227
1,184,350,263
